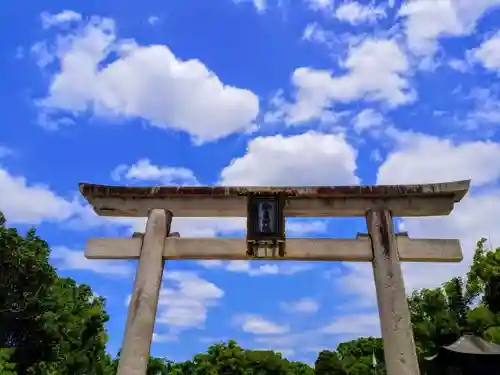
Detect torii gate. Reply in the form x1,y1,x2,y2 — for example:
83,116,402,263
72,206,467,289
80,180,470,375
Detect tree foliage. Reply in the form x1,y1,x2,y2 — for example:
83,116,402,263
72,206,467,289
314,350,347,375
408,238,500,358
2,208,500,375
0,215,111,374
164,341,314,375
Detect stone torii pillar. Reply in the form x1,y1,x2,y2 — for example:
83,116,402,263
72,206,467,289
79,180,470,375
116,209,171,375
367,209,419,375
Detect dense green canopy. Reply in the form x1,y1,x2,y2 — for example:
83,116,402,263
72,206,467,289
1,211,500,374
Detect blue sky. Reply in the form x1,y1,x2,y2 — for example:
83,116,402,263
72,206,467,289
1,0,500,364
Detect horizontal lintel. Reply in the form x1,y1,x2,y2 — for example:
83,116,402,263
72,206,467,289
85,237,463,263
79,181,470,218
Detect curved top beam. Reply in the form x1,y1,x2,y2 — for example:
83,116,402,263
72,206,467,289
79,180,470,218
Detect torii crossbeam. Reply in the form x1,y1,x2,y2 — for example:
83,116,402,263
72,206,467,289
80,180,470,375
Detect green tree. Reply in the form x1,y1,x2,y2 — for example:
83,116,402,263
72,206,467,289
164,341,313,375
337,337,385,375
146,356,173,375
0,213,111,374
314,350,347,375
289,361,314,375
443,277,468,330
408,286,462,357
408,237,500,360
465,239,500,344
467,238,500,315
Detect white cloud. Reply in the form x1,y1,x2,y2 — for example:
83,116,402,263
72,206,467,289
227,260,276,274
253,330,319,353
353,109,385,133
0,163,140,230
199,259,314,277
448,59,469,72
286,220,328,235
335,263,377,309
234,0,267,13
0,168,76,224
51,246,133,276
156,271,224,329
334,2,386,25
111,159,199,185
305,0,334,11
321,313,380,335
465,87,500,127
252,312,380,355
285,39,413,124
301,23,334,45
281,298,319,314
377,131,500,186
236,314,290,334
229,261,314,276
40,10,82,29
147,16,160,25
220,132,359,186
35,14,259,144
306,0,387,25
399,0,500,56
473,32,500,70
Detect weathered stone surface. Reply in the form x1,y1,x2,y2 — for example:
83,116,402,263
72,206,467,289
116,209,171,375
85,235,463,262
78,180,470,218
367,209,420,375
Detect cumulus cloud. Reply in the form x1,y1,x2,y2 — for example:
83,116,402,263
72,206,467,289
235,314,290,335
0,167,76,224
464,87,500,128
233,0,267,13
40,10,82,29
111,159,199,185
220,132,359,186
305,0,334,12
353,109,385,134
250,312,380,356
124,272,224,339
283,39,413,124
147,16,160,25
51,246,133,276
156,271,224,329
321,313,380,335
378,131,500,186
473,32,500,71
399,0,500,56
34,13,259,144
334,2,386,25
199,259,314,276
301,23,337,47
